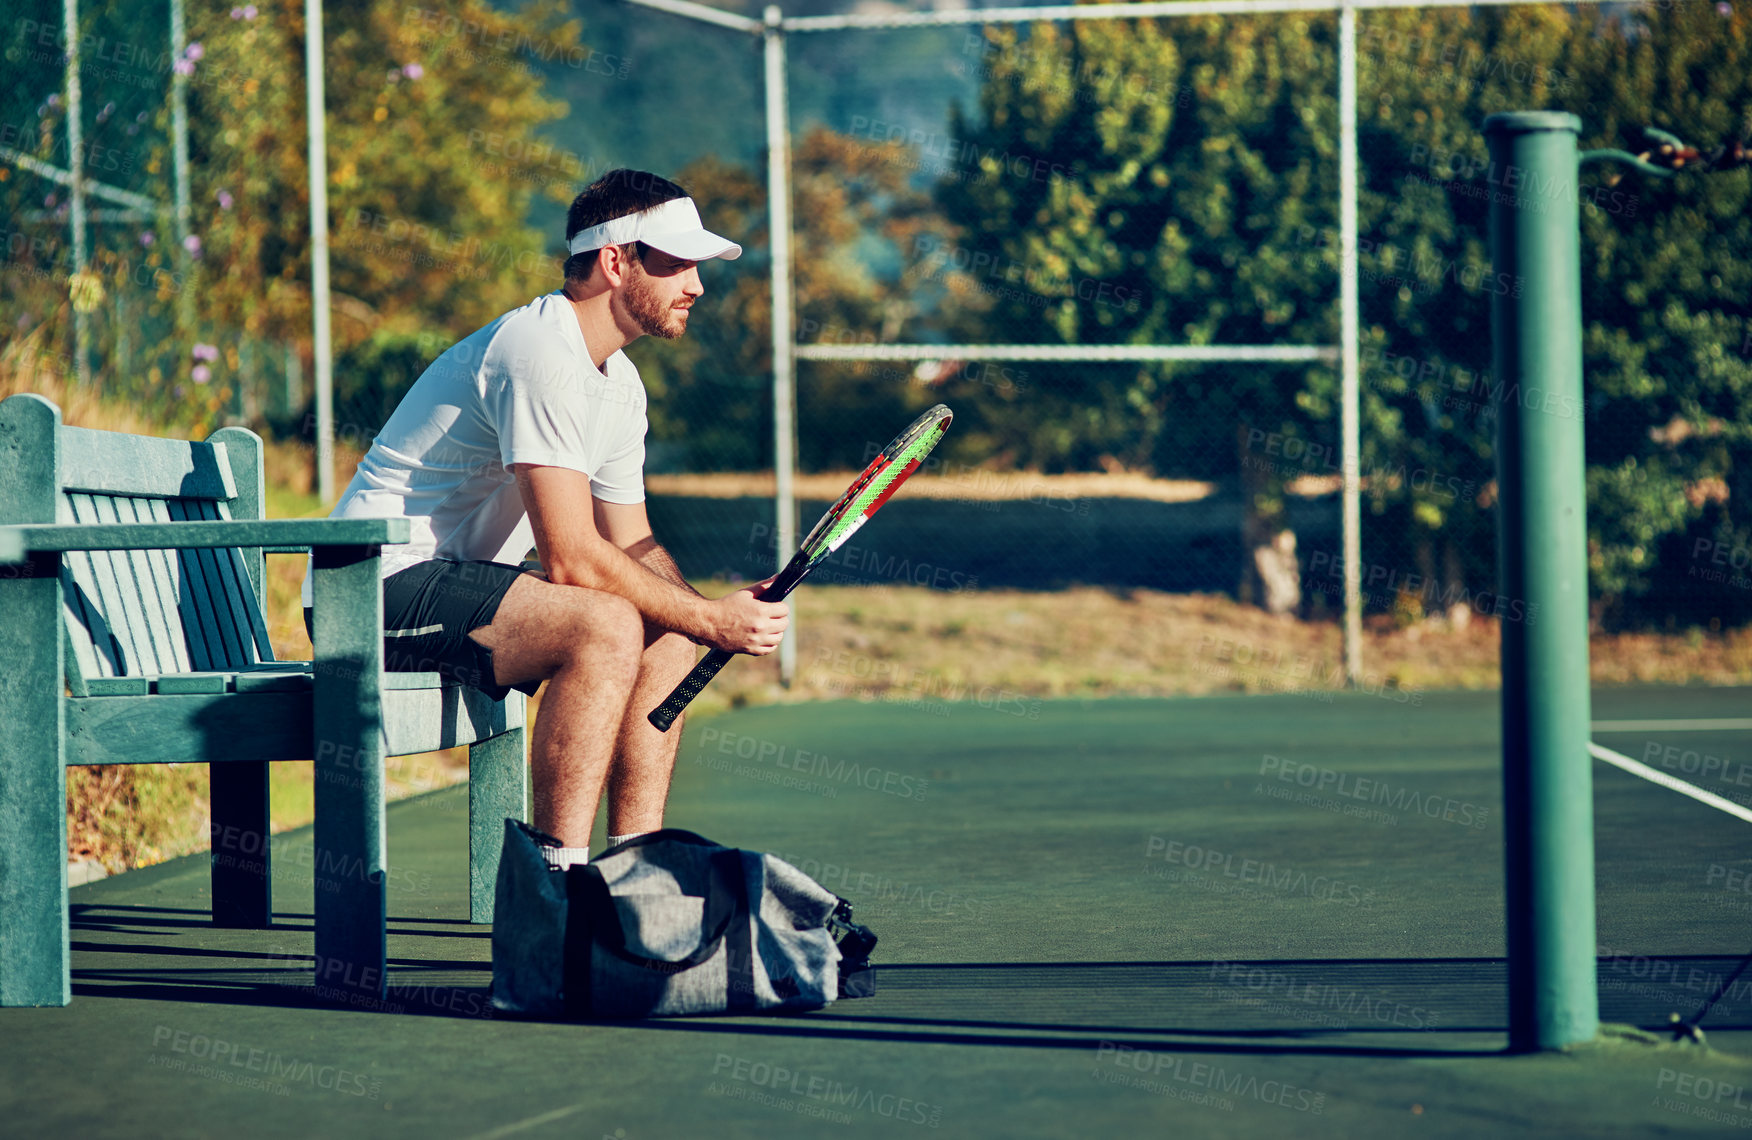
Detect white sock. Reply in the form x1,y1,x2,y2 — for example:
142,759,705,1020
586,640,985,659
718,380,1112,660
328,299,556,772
607,832,651,848
542,846,588,869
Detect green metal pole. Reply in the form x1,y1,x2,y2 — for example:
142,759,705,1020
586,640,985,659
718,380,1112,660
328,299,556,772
1485,111,1598,1052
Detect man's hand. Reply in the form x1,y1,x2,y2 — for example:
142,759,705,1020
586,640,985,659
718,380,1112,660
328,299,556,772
701,575,790,656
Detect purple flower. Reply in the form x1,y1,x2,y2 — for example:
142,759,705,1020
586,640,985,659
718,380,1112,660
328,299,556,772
402,62,424,80
183,234,203,256
193,343,220,362
191,365,211,384
217,190,234,209
140,232,155,246
46,94,60,108
1719,1,1732,13
173,59,194,76
43,193,56,208
230,6,244,17
185,42,204,61
244,4,257,17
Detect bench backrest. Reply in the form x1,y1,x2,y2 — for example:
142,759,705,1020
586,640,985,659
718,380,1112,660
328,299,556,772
0,394,276,681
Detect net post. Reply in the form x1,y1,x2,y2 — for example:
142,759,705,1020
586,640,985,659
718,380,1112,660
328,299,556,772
1485,111,1598,1053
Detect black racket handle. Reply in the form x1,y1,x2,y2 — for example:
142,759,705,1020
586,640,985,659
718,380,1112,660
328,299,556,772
647,556,813,733
648,649,735,732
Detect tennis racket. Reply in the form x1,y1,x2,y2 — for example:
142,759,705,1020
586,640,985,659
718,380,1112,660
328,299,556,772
648,403,954,732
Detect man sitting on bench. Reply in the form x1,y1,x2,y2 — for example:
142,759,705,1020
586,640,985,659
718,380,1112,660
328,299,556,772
301,169,789,869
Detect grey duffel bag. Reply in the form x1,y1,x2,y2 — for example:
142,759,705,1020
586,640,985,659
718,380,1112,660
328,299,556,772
491,820,878,1019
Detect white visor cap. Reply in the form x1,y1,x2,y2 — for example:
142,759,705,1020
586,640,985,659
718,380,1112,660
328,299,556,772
565,197,741,262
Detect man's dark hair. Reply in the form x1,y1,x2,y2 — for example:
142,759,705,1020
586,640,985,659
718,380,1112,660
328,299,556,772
563,169,688,282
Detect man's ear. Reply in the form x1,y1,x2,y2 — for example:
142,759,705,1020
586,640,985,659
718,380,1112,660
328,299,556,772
596,243,632,288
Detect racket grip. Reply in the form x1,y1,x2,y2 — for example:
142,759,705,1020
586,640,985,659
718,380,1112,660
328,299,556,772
648,648,735,732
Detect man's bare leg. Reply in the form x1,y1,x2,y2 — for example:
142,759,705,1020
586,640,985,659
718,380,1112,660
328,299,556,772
603,626,699,835
466,574,645,847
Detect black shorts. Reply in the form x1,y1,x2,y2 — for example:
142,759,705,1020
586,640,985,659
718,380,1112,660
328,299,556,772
303,558,542,702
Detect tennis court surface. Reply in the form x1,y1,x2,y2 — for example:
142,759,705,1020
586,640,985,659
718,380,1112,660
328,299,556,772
6,687,1752,1138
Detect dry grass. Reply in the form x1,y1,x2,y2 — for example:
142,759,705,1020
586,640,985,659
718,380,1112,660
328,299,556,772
678,583,1752,719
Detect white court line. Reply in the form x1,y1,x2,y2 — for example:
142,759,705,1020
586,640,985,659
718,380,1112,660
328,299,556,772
1591,719,1752,733
460,1104,588,1140
1590,742,1752,825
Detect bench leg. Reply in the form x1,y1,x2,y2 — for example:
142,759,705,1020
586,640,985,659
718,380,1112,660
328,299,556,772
468,724,528,923
311,546,387,1004
0,555,70,1007
210,762,272,927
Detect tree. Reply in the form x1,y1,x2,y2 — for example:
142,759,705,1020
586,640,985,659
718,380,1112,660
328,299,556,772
935,15,1341,612
1,0,591,439
929,5,1752,626
629,128,944,473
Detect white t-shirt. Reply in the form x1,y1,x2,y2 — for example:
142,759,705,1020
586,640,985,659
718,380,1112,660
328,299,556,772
300,292,647,607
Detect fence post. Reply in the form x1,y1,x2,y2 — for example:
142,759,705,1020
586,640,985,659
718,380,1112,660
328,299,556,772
1485,110,1598,1052
765,3,798,686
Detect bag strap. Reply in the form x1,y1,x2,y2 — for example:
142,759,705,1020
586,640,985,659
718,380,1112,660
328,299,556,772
561,869,596,1018
566,850,744,976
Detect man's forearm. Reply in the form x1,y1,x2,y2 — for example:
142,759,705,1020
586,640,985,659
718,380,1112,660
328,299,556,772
627,537,702,598
545,536,710,637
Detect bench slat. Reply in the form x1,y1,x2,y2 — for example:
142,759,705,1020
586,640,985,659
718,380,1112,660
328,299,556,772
132,497,195,674
12,517,410,551
180,498,241,667
59,425,237,500
66,690,313,765
59,557,111,680
167,497,238,670
113,494,188,675
64,681,520,766
210,499,275,665
68,494,146,677
83,677,151,695
142,497,214,671
195,498,265,668
96,493,177,674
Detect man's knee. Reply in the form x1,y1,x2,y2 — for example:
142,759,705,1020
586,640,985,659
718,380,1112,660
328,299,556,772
569,594,644,671
644,628,697,678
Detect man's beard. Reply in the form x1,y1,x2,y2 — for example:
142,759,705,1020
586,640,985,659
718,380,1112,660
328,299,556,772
623,264,688,339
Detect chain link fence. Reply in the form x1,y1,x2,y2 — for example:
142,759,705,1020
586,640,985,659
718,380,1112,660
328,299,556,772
6,0,1748,691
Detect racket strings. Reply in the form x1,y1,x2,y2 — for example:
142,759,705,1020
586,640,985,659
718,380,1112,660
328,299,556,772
821,430,943,550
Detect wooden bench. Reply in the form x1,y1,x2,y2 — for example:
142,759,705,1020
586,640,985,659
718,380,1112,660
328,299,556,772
0,392,528,1007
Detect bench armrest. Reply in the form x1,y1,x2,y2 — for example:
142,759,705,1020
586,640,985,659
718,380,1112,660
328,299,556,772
0,518,410,554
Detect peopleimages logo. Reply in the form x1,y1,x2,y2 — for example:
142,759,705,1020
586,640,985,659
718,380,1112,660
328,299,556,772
1258,755,1489,829
709,1054,943,1127
1143,836,1378,908
1092,1042,1326,1113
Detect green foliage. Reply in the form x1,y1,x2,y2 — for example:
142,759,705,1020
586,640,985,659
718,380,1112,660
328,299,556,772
632,132,946,472
928,5,1752,625
332,327,453,436
1,0,586,437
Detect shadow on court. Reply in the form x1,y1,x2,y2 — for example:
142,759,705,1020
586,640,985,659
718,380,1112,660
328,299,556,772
5,688,1752,1138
